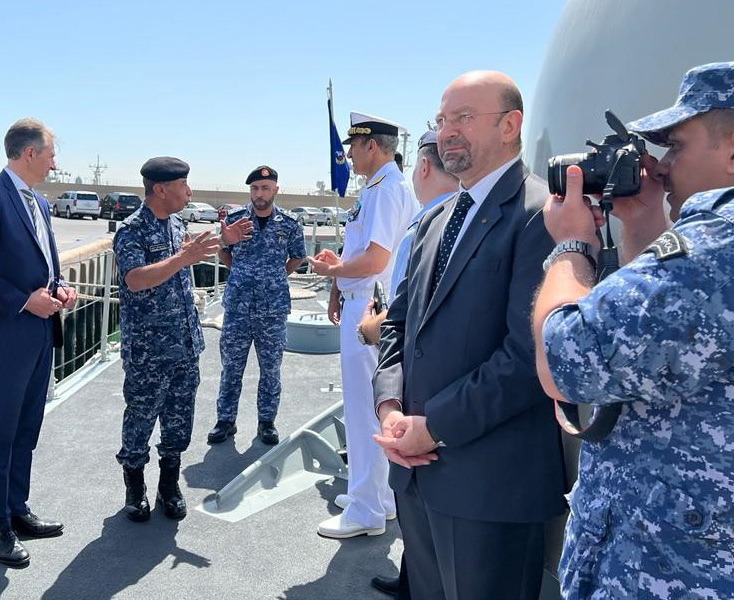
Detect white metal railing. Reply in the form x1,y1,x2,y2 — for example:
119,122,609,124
49,227,338,399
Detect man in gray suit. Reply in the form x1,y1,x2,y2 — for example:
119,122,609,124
373,71,566,599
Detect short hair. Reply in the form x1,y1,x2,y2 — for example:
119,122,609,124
5,117,52,160
700,108,734,147
497,85,524,152
417,143,448,174
143,177,158,197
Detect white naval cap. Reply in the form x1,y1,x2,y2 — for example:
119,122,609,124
342,112,404,144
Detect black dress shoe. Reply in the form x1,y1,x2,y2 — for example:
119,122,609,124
11,512,63,538
0,526,30,568
208,420,237,444
371,575,399,597
257,420,279,445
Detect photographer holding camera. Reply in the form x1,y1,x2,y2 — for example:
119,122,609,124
533,62,734,598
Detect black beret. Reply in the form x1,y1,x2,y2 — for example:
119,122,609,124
140,156,190,182
246,165,278,185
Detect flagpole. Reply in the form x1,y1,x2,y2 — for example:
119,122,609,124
327,79,340,248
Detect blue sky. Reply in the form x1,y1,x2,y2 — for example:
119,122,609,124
4,0,567,193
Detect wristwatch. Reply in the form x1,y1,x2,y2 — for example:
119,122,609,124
356,324,370,345
426,418,446,449
543,240,597,272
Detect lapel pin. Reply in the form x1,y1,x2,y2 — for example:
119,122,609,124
481,217,488,224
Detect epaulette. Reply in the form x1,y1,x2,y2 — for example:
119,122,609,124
644,230,688,261
367,174,386,189
279,209,298,222
121,211,143,228
228,207,251,220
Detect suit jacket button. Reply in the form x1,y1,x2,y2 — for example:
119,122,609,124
414,348,423,358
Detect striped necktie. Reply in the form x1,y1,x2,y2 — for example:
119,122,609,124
21,188,39,230
431,191,475,295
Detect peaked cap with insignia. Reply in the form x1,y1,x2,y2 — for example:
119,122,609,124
342,112,403,145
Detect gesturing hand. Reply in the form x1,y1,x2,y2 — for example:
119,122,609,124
179,231,220,265
220,217,254,246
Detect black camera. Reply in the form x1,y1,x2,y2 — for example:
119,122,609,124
548,110,646,197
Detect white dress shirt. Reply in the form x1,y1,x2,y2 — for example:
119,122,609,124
446,153,521,264
4,166,55,285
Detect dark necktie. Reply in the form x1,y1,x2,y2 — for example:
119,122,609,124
21,188,39,231
431,191,474,294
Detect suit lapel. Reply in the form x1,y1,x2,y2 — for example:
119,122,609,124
419,161,528,330
1,170,42,246
411,199,451,320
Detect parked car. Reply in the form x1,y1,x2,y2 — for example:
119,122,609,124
100,192,142,220
53,191,100,219
217,203,244,220
319,206,348,225
291,206,328,226
180,202,218,223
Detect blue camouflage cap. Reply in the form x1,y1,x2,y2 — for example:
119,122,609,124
627,62,734,145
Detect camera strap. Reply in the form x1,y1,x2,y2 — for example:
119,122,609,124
553,184,624,442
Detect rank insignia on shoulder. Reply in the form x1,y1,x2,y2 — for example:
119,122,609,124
367,174,386,189
280,210,297,221
644,230,688,261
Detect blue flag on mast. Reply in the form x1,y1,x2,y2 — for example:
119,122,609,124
328,96,349,197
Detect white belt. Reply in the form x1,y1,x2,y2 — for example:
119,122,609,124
341,289,373,300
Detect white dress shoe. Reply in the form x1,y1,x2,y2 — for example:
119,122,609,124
333,494,397,521
317,513,385,539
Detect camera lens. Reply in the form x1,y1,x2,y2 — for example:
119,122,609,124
548,153,588,195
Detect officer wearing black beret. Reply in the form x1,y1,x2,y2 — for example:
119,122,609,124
208,164,306,446
113,156,251,522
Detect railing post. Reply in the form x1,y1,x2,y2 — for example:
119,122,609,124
46,352,57,402
214,252,220,301
100,251,113,362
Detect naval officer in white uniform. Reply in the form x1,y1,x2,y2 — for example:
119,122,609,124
309,113,419,538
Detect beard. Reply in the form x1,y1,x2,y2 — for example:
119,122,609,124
252,196,275,211
440,136,473,174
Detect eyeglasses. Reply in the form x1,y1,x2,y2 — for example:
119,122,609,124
433,110,512,131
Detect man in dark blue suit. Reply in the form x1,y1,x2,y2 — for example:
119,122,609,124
0,118,77,568
373,72,567,599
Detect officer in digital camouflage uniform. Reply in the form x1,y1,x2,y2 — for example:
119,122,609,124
114,157,252,522
533,62,734,598
208,166,305,446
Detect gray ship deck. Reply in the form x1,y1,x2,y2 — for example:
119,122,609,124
1,301,403,600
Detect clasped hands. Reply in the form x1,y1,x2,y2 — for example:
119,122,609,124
26,284,78,318
374,405,439,469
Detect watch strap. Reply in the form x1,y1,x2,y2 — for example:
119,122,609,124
543,240,597,272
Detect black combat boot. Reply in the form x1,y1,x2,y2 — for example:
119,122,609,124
123,467,151,522
157,456,187,520
257,420,279,445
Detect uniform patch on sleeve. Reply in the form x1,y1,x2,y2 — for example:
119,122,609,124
644,230,688,261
